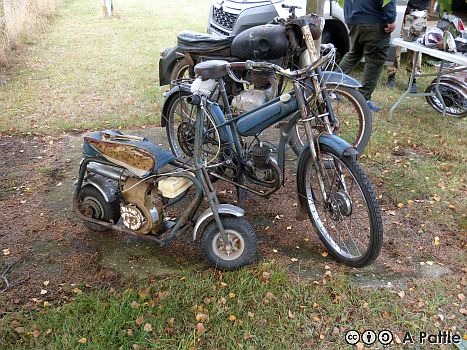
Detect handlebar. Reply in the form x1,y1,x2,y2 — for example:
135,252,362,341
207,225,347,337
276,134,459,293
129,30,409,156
227,44,336,81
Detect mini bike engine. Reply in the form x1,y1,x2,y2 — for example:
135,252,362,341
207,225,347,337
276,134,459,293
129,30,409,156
247,142,280,184
120,177,164,235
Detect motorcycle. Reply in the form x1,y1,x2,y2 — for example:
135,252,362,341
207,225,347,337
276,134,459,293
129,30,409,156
425,74,467,118
159,6,372,154
171,51,383,267
72,127,257,270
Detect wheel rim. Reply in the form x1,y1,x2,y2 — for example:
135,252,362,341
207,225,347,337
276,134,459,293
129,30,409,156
293,87,365,150
211,229,245,261
81,195,104,219
175,64,190,80
304,153,372,260
427,83,467,117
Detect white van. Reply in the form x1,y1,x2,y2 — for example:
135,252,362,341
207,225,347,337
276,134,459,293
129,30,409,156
207,0,407,59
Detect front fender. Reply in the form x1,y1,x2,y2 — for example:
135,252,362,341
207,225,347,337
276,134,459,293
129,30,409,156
192,204,244,241
316,133,358,159
322,71,362,89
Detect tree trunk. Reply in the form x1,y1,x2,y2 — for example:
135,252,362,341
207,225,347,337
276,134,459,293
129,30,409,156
0,0,8,64
306,0,325,48
306,0,325,15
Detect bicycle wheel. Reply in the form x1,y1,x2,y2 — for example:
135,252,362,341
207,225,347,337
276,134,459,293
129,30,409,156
297,143,383,267
288,85,372,155
164,90,221,162
425,80,467,118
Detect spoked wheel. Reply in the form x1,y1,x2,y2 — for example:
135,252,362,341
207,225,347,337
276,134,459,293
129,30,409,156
288,85,372,155
78,185,120,232
165,90,221,162
297,144,383,267
201,216,257,270
425,81,467,118
170,58,192,87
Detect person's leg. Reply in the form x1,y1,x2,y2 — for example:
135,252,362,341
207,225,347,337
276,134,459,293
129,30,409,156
387,45,401,88
338,24,364,74
359,23,391,102
406,49,422,92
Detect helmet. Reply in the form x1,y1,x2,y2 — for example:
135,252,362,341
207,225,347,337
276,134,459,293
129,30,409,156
421,28,444,48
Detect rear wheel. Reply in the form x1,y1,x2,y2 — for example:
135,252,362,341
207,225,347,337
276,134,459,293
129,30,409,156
297,144,383,267
288,85,372,155
77,185,120,231
170,58,192,87
201,216,257,270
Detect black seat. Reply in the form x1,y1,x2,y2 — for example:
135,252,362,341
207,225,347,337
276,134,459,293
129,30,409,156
194,60,229,80
177,31,234,52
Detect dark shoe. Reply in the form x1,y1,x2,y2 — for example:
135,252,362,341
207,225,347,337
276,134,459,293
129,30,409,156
367,100,381,112
387,75,396,88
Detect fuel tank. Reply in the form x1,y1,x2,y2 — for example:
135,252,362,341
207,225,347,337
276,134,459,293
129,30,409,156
231,24,289,60
236,94,298,137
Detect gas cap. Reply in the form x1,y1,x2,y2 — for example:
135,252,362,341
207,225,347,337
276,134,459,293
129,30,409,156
280,93,291,103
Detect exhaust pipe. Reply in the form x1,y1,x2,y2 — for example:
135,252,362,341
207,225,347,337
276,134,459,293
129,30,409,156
86,162,127,181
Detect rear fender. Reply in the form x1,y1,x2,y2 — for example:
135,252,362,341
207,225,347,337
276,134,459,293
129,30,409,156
160,85,191,127
159,46,182,86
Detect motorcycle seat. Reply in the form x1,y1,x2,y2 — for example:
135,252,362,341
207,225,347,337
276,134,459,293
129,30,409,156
177,31,234,52
194,60,229,80
83,130,175,177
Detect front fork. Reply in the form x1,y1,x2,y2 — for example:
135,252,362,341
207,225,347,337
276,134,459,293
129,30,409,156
194,97,231,248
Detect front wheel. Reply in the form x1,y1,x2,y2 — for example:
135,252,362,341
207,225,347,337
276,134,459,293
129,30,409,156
288,85,372,155
297,143,383,267
201,216,257,270
425,80,467,118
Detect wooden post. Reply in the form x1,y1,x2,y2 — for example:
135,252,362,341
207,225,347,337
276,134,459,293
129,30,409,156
306,0,325,48
104,0,113,17
0,0,8,64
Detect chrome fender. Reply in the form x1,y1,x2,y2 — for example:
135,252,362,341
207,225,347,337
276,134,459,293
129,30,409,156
192,204,244,241
322,71,362,89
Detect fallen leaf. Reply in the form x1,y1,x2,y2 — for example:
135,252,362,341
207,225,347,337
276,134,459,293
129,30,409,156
312,303,319,308
135,316,144,325
426,261,434,266
448,204,456,210
458,293,465,302
312,315,320,321
290,258,298,262
40,289,47,295
247,311,255,317
130,301,140,309
43,301,50,307
14,327,24,334
43,280,49,286
397,203,404,208
168,318,175,325
196,313,208,322
272,249,278,253
219,297,227,305
78,338,87,344
228,292,236,299
382,311,391,319
243,332,253,340
433,195,441,201
265,291,274,299
356,343,365,350
397,290,405,298
228,315,237,321
286,226,292,230
261,271,271,282
319,334,325,340
143,323,152,332
321,251,328,257
196,322,205,335
433,236,440,246
138,289,149,300
459,308,467,316
32,329,40,338
127,329,133,336
45,328,52,336
288,309,295,319
72,288,82,295
2,248,10,256
220,282,228,288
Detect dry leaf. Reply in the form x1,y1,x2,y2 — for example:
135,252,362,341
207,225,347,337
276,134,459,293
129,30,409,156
261,271,271,282
448,204,456,210
397,290,405,298
135,316,144,325
312,315,320,321
397,203,404,208
14,327,24,334
286,226,292,230
138,289,149,300
459,308,467,315
356,343,365,350
228,315,237,321
168,318,175,325
196,322,205,335
265,291,274,299
290,258,298,262
32,329,40,338
220,282,228,288
72,288,82,295
248,311,255,317
2,248,10,256
288,309,295,319
319,334,325,340
382,311,391,319
130,301,140,309
458,293,465,302
433,236,440,246
433,195,441,201
143,323,152,332
78,338,87,344
127,329,133,336
196,313,208,322
43,281,49,286
321,251,328,257
43,301,50,307
40,289,47,295
243,332,253,340
45,328,52,336
228,292,236,299
272,249,278,253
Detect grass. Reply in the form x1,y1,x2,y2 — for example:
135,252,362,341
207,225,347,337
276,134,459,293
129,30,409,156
0,263,464,350
0,1,466,349
0,0,210,134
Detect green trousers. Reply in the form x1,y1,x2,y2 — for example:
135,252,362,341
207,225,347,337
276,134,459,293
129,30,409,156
338,23,391,101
